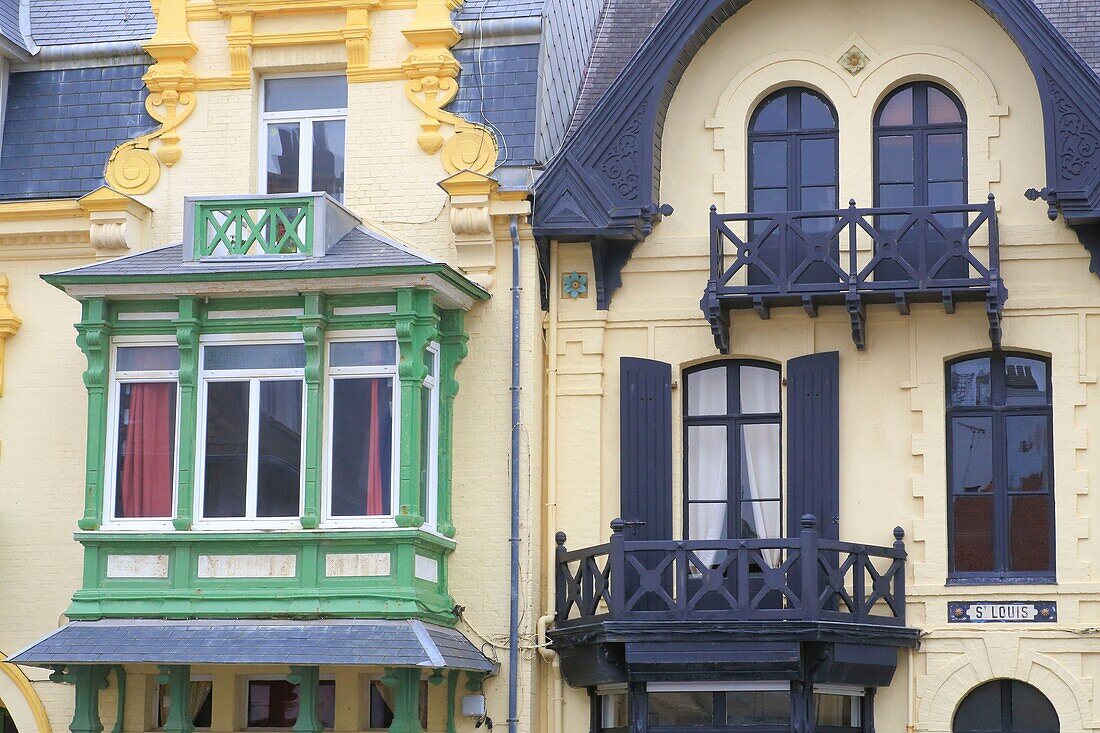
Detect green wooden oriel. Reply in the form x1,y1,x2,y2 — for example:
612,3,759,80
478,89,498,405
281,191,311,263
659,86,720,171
76,299,111,531
287,666,322,733
394,289,439,528
156,665,194,733
381,668,424,733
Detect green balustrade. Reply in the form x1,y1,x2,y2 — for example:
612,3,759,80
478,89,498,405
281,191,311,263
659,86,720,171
193,197,315,257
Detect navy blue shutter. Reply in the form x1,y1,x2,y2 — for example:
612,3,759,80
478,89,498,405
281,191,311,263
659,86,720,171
786,352,840,541
620,357,673,542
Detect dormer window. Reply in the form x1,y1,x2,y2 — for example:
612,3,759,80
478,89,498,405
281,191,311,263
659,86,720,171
261,74,348,200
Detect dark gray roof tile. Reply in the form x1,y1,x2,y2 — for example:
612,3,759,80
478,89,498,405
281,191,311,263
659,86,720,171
30,0,154,45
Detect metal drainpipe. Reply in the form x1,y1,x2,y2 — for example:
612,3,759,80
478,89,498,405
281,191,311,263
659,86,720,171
508,215,522,733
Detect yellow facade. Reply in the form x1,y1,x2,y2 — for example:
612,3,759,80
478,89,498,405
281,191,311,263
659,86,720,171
539,0,1100,731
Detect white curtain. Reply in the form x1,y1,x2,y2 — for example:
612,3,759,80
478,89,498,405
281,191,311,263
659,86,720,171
740,367,782,567
688,425,728,569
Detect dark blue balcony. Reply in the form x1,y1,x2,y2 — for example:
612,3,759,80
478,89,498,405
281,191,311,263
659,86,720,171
701,197,1006,350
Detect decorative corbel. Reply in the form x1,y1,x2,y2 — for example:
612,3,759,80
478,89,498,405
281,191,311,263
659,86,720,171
78,187,153,254
439,171,498,287
106,0,197,196
0,275,21,397
402,0,498,175
344,4,377,82
225,12,254,81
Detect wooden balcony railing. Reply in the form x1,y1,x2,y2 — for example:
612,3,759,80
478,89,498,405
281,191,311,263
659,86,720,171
700,197,1005,350
554,516,907,629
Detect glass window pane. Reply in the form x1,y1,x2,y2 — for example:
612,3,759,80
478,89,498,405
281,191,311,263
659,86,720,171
726,691,791,725
800,138,836,187
751,141,788,188
740,365,780,413
246,680,335,729
741,423,780,504
813,694,854,727
953,682,1001,732
929,182,967,207
117,346,179,372
1005,357,1048,405
256,380,303,518
740,500,781,541
1010,681,1059,730
687,367,727,416
878,87,914,127
879,183,915,208
799,185,835,212
950,416,993,495
267,122,301,195
312,119,345,198
928,133,965,181
878,135,915,184
647,692,713,726
264,76,348,112
600,694,629,730
331,377,394,517
367,680,428,731
203,381,250,518
752,187,787,213
948,358,992,406
205,343,306,371
157,682,213,730
688,425,728,504
928,86,964,124
1006,415,1051,493
800,91,835,130
115,382,177,519
330,341,397,368
752,95,787,132
1009,494,1053,573
952,495,995,573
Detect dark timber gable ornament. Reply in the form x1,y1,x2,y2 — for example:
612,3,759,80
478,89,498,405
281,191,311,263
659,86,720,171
533,0,1100,280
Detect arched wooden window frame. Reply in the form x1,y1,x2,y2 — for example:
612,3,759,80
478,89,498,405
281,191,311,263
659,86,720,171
953,679,1059,733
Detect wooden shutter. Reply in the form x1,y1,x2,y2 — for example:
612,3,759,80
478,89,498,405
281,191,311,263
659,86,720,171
786,352,840,541
619,357,673,542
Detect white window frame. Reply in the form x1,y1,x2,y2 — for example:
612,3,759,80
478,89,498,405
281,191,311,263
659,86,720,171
258,72,348,198
241,674,336,732
194,333,307,530
423,343,440,531
103,337,182,531
321,330,402,529
152,674,214,731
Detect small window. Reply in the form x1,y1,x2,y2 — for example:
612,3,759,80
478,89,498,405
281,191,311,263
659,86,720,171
367,680,427,730
156,680,213,730
953,680,1058,733
199,341,306,523
109,345,181,522
246,680,335,730
597,690,629,733
947,353,1055,581
261,75,347,200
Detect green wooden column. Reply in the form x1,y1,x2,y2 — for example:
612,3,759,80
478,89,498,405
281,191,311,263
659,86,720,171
381,668,423,733
436,311,468,538
394,289,439,528
52,666,109,733
288,667,322,733
173,297,201,531
156,666,194,733
76,299,111,531
298,294,328,529
445,671,460,733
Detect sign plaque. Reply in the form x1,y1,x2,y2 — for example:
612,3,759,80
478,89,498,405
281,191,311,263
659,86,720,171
948,601,1057,623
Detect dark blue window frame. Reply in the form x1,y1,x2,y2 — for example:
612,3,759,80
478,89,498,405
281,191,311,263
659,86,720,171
945,352,1056,584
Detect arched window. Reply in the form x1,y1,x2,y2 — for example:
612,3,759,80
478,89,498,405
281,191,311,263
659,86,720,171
683,361,781,553
954,680,1059,733
875,82,968,280
946,353,1055,580
748,87,839,284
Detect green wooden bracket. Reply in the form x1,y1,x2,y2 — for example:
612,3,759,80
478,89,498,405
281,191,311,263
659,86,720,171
445,670,460,733
156,666,194,733
394,289,440,528
380,668,424,733
437,310,468,538
287,666,322,733
58,666,110,733
76,299,111,531
173,297,201,531
298,294,328,530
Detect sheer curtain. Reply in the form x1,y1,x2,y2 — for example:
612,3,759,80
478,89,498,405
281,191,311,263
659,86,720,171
688,368,728,568
119,382,175,518
740,367,782,567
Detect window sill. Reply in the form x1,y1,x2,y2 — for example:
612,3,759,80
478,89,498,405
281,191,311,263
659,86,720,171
946,575,1057,587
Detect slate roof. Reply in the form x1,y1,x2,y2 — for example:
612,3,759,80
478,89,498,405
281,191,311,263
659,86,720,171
455,0,544,21
8,619,497,672
0,64,156,201
450,44,540,166
47,225,448,280
0,0,25,52
562,0,1100,142
29,0,155,46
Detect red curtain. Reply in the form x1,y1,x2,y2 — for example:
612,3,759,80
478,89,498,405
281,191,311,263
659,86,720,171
120,382,174,518
365,379,385,515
